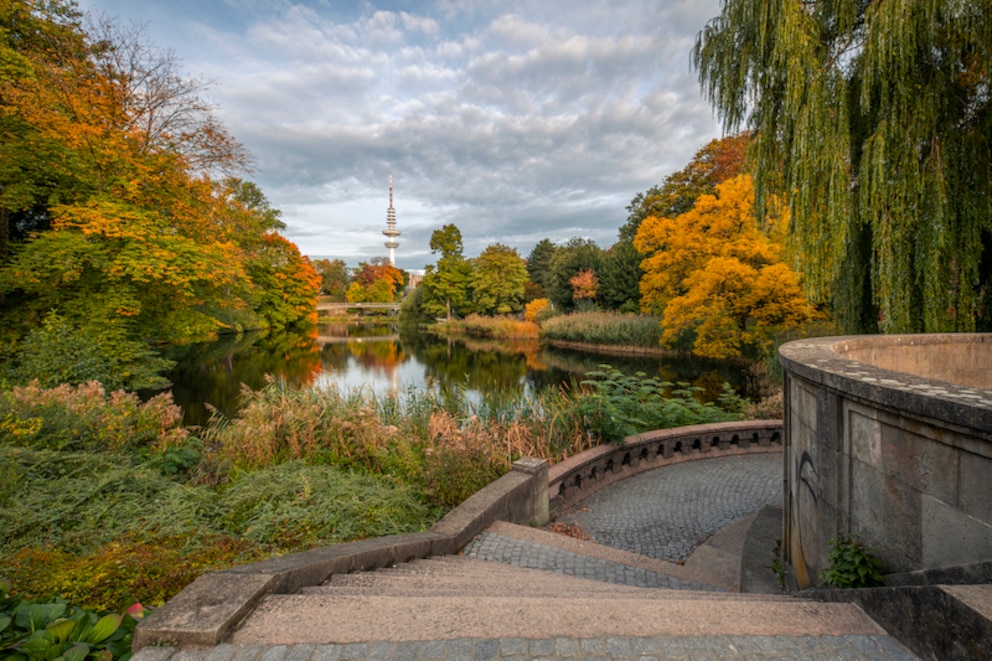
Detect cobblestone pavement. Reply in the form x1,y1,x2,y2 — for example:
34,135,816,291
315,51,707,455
143,633,919,661
553,454,781,563
463,531,721,591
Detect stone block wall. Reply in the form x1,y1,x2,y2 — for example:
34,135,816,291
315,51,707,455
779,334,992,588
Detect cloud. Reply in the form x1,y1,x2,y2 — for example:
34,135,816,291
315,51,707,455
80,0,725,270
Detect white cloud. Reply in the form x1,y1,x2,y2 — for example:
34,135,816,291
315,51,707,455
79,0,725,269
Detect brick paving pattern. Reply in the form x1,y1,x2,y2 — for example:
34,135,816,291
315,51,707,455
553,454,781,563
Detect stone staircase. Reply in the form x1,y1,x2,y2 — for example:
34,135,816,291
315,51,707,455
224,522,904,653
133,451,931,660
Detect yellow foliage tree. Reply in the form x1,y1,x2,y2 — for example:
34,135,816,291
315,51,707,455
524,298,550,322
634,175,815,358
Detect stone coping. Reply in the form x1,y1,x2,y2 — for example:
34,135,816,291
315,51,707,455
779,334,992,440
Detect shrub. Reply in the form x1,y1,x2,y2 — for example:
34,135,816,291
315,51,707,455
819,534,885,588
575,366,740,443
4,535,261,612
524,298,550,322
0,381,188,454
217,461,434,546
7,312,172,391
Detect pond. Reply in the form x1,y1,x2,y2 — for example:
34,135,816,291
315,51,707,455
160,321,765,426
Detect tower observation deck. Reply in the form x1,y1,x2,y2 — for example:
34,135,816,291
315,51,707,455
383,175,400,266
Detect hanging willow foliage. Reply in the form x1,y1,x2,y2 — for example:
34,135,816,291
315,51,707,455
693,0,992,333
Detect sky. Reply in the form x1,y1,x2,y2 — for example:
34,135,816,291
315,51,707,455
77,0,726,272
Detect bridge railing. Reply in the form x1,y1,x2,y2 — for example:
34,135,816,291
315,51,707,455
548,419,783,518
317,302,401,310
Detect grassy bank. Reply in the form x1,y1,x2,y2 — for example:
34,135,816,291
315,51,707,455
430,314,539,339
0,367,746,613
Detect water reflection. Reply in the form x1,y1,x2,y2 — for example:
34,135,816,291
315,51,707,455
161,322,760,427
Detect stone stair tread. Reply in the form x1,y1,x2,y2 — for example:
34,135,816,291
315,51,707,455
316,558,794,600
229,593,886,645
302,584,794,600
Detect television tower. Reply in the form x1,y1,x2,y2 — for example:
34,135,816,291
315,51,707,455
383,175,400,266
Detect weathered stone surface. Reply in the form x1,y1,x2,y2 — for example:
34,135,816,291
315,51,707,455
809,583,992,661
134,573,276,649
780,334,992,587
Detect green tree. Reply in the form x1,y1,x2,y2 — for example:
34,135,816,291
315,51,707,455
599,240,643,313
546,238,604,311
525,238,557,298
694,0,992,333
471,243,528,315
421,224,472,320
312,258,350,300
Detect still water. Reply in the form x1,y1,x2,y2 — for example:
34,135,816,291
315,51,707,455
161,322,763,426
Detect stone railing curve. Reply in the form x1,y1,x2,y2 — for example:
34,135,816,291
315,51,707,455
548,419,783,518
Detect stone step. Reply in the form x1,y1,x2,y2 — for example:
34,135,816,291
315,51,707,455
228,593,887,646
309,557,795,601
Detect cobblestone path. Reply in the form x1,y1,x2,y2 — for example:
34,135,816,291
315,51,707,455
553,454,781,563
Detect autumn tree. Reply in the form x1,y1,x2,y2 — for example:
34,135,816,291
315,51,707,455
635,175,815,358
471,243,528,315
352,258,406,301
0,2,318,386
568,269,599,309
694,1,992,333
620,134,748,243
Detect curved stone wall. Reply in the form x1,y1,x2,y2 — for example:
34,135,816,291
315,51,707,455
547,420,782,519
779,334,992,588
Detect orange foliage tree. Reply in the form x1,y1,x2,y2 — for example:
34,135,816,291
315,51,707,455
634,175,816,358
568,269,599,306
0,4,317,386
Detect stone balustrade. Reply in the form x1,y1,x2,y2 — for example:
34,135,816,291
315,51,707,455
548,420,783,519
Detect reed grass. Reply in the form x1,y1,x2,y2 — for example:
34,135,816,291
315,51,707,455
539,311,663,348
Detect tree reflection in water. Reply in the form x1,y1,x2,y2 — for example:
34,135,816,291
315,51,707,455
162,322,761,427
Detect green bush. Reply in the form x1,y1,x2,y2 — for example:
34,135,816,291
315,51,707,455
575,366,741,443
217,461,435,546
819,534,885,588
6,312,172,392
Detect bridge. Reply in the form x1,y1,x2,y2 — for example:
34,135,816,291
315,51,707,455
317,301,401,312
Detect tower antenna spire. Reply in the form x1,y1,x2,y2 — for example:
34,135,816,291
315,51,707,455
383,174,400,266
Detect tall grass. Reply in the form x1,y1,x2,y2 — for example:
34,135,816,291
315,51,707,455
434,314,539,339
540,311,663,349
0,369,745,611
